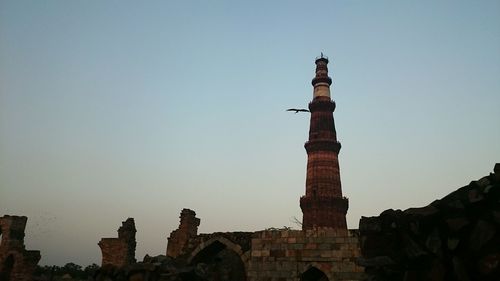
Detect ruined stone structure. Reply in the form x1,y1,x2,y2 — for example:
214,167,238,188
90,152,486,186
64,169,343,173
92,57,498,281
247,228,362,280
166,209,201,258
98,218,137,268
2,55,495,281
95,56,366,280
0,215,40,281
160,209,364,281
359,163,500,280
160,56,365,281
301,55,348,230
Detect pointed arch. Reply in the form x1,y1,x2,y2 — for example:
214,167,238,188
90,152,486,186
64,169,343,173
300,265,329,281
188,237,247,281
188,236,244,264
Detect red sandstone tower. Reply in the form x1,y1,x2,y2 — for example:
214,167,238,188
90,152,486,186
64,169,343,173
300,55,348,230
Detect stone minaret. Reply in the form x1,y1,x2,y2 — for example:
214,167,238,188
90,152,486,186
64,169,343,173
300,55,348,230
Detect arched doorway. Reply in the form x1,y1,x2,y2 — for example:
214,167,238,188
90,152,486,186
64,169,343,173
301,266,329,281
190,240,246,281
0,255,15,281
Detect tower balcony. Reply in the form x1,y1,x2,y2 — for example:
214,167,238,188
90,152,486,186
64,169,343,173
311,76,332,86
308,98,336,112
300,195,349,213
304,139,341,153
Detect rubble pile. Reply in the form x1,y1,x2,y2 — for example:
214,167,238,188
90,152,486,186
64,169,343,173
358,164,500,280
93,255,210,281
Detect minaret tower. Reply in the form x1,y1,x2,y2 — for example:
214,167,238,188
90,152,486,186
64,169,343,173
300,55,348,230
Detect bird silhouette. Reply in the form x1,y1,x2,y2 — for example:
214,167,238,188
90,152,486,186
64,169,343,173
286,108,310,113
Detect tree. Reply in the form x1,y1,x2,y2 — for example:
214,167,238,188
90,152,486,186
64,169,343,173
84,263,100,278
62,262,84,279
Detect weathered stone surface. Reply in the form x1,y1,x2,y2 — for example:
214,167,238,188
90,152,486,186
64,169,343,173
404,205,439,217
445,217,469,232
93,215,363,280
98,218,137,268
469,220,496,252
247,229,364,281
357,256,395,267
166,209,200,258
359,164,500,281
358,217,382,233
0,215,41,281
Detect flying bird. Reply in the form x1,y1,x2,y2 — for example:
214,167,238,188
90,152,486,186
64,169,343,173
286,108,310,113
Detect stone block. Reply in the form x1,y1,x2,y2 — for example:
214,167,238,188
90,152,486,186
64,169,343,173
305,243,317,250
320,251,333,258
312,243,325,250
270,249,286,258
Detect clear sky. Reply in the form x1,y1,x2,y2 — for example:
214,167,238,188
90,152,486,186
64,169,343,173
1,0,499,266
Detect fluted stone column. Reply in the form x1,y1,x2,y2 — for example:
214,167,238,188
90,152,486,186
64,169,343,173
300,55,348,230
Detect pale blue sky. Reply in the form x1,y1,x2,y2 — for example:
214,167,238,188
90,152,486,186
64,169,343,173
1,0,499,266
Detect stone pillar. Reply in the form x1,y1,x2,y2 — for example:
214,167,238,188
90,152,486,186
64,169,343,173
98,218,136,268
300,55,348,230
166,209,200,258
0,215,41,281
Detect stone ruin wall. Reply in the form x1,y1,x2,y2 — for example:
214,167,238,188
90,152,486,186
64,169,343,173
165,209,365,281
0,215,40,281
94,162,499,281
247,228,364,281
166,208,200,258
358,163,500,280
98,218,137,268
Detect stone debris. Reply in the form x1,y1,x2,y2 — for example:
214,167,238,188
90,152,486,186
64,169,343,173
94,254,212,281
359,163,500,281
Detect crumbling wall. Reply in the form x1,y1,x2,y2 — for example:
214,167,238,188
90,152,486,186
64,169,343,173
98,218,136,268
359,163,500,281
0,215,41,281
247,228,364,281
95,208,366,281
186,232,253,260
166,209,200,258
165,209,364,281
